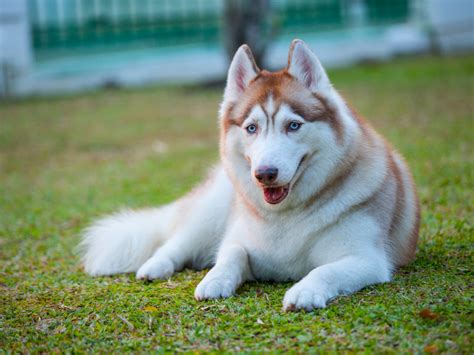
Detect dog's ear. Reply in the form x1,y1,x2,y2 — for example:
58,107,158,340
223,45,260,103
287,39,331,93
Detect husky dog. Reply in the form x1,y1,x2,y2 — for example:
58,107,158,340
81,40,419,311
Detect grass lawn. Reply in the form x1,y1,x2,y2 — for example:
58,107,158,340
1,54,473,352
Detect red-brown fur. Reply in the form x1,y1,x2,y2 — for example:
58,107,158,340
220,50,419,268
221,70,342,143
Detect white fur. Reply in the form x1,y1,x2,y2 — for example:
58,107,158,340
222,44,259,105
242,100,308,187
288,40,332,93
81,40,418,311
81,206,177,276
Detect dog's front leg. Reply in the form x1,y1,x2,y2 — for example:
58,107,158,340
283,254,391,311
194,243,251,300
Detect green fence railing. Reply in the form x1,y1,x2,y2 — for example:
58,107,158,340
28,0,411,60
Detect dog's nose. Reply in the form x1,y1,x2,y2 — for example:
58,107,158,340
255,166,278,185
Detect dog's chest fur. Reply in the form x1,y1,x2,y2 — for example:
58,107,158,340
247,248,312,281
240,215,317,281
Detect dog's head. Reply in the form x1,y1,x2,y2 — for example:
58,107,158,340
220,40,351,211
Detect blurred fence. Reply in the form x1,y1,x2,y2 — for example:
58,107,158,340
2,0,472,96
28,0,412,60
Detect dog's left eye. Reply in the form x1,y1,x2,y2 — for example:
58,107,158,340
287,121,302,132
246,124,258,134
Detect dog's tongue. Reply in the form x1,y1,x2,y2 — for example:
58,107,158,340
263,186,287,204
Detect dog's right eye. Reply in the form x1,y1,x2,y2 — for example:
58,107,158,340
246,124,258,134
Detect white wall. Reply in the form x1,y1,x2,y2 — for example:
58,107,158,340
426,0,474,52
0,0,32,96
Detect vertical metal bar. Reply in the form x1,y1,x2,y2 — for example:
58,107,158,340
75,0,83,44
130,0,137,34
75,0,83,28
180,0,187,45
37,0,47,47
57,0,65,42
93,0,100,18
112,0,119,42
147,0,154,23
164,0,171,46
197,0,205,43
164,0,169,20
93,0,100,38
146,0,154,42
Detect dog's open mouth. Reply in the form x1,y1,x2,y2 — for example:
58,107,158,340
263,184,290,204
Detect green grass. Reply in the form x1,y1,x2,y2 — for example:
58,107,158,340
1,54,473,353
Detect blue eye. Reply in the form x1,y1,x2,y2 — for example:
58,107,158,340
288,121,302,132
246,124,257,134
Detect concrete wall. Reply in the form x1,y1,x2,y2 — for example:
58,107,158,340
0,0,32,96
426,0,474,53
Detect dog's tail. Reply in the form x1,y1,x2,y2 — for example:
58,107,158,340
80,204,178,276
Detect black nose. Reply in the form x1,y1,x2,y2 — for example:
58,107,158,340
255,166,278,185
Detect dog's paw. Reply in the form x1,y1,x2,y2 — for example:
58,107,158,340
194,276,235,300
283,286,327,312
136,256,174,280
